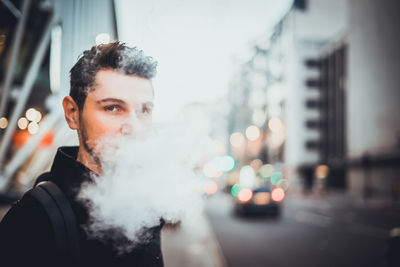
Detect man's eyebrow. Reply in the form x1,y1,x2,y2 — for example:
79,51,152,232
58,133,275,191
143,101,154,108
96,98,126,104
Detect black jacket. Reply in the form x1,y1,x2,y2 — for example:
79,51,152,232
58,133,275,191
0,146,164,267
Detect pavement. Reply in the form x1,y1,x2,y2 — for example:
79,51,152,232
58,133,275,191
161,210,227,267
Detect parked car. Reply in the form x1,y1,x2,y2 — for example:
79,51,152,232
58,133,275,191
234,186,284,217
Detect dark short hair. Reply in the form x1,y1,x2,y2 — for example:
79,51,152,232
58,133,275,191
69,42,157,110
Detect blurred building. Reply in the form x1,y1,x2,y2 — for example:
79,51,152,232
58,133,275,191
226,14,291,189
0,0,117,194
284,0,349,192
345,0,400,199
285,0,400,198
226,0,400,200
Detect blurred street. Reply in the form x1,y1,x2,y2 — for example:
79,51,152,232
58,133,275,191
205,192,400,267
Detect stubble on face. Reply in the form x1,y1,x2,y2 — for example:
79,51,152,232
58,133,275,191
79,117,102,168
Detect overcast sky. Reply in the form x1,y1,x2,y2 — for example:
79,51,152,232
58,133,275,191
115,0,293,123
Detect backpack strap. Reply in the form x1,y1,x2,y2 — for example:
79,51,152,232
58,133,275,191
25,181,80,267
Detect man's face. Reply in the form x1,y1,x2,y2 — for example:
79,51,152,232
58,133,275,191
78,69,154,156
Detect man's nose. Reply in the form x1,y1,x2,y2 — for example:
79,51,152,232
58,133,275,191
120,123,133,136
120,110,140,136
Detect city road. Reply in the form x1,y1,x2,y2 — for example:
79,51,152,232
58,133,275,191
205,192,400,267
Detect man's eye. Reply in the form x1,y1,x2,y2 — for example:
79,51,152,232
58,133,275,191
141,106,153,115
140,106,153,116
104,105,121,112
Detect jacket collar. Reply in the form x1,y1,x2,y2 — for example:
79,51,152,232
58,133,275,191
49,146,96,197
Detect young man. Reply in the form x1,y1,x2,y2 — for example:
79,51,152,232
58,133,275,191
0,42,163,266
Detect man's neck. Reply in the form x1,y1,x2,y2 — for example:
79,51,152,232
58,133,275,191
76,147,102,175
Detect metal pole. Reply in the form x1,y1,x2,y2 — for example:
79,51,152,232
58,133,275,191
0,13,58,173
1,0,22,18
0,0,31,119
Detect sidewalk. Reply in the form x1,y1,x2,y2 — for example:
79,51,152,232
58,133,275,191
161,210,227,267
289,188,400,210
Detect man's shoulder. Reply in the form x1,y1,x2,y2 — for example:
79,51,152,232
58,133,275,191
1,171,52,225
34,171,52,186
0,188,51,229
0,184,56,266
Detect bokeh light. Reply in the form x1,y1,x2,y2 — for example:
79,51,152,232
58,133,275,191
245,125,261,141
259,164,274,178
238,188,253,203
250,159,263,172
210,155,235,173
95,33,111,45
12,130,30,148
17,117,28,130
33,110,42,123
315,164,330,179
230,132,246,148
0,117,8,129
231,184,242,197
240,165,256,187
205,181,218,195
40,131,54,147
25,108,42,123
268,117,284,133
271,187,285,202
271,171,283,186
221,155,235,172
25,108,37,121
27,122,39,135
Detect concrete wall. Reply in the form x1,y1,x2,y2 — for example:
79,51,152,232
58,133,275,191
285,40,320,166
347,0,400,197
347,0,400,158
55,0,117,97
285,0,348,167
293,0,348,42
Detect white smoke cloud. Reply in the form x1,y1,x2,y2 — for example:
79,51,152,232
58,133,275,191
77,122,207,254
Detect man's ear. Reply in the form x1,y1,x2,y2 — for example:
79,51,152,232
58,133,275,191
62,96,80,130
